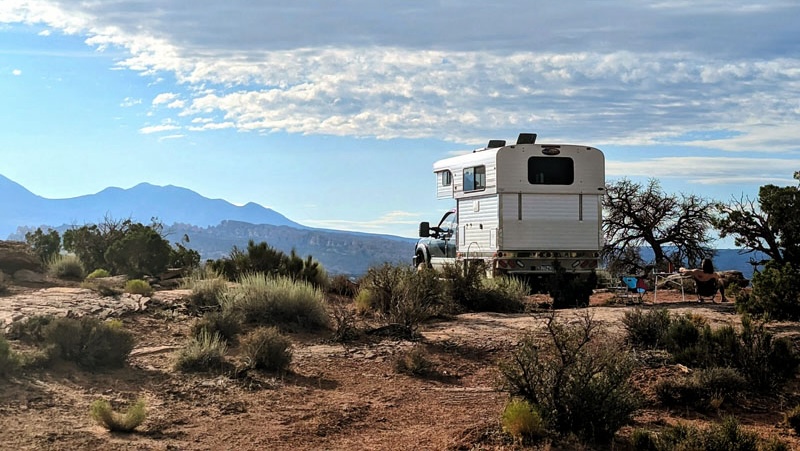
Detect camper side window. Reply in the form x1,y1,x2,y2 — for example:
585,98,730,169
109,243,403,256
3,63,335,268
441,170,452,186
463,166,486,192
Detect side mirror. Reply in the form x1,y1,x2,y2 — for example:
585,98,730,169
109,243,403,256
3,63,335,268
418,222,430,238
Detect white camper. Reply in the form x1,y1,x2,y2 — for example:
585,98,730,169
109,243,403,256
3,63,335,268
414,133,605,288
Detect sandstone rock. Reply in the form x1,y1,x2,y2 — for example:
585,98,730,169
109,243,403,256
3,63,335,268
0,240,41,274
13,269,45,283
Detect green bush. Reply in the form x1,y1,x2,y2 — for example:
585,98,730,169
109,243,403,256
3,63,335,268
239,327,292,372
86,269,111,279
499,312,640,444
223,273,328,331
46,254,86,280
655,367,746,410
738,261,800,320
440,262,527,313
43,317,134,370
501,399,545,442
90,398,146,432
630,428,658,451
174,330,228,372
736,314,799,389
208,240,328,288
622,308,671,349
124,279,153,296
638,417,765,451
0,335,20,378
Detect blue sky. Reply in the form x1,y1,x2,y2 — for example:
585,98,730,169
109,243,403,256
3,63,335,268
1,1,799,242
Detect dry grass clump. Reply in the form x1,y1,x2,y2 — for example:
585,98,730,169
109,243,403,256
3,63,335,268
501,399,545,443
124,279,153,296
0,336,20,378
174,330,228,372
46,254,86,280
90,398,146,432
239,326,292,372
224,273,328,330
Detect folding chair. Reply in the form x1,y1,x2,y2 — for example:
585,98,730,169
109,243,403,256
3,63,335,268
695,278,720,304
618,275,649,304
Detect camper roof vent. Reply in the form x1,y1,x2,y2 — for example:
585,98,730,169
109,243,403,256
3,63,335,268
487,139,506,148
517,133,537,144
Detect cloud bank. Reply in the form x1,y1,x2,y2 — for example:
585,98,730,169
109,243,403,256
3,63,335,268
2,0,799,154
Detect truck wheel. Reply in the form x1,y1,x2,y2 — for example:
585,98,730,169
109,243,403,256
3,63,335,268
415,252,429,270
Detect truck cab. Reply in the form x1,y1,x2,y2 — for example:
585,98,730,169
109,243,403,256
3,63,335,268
415,209,457,270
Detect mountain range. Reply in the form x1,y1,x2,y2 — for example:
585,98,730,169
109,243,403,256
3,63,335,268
1,174,413,275
0,174,763,279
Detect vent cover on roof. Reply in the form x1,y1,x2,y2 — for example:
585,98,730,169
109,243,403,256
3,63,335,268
487,140,506,148
517,133,537,144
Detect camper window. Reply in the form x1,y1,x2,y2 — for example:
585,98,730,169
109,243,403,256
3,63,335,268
463,166,486,192
441,170,452,186
527,157,574,185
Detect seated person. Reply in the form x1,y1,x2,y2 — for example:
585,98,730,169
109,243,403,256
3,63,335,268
679,258,727,302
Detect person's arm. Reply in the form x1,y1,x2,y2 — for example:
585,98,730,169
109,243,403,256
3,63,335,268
679,267,701,277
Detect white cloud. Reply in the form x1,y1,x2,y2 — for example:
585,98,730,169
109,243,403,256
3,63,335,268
120,96,141,107
2,0,799,154
11,68,21,76
139,122,180,134
607,156,799,185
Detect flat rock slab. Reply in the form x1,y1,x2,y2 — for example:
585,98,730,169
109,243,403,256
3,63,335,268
0,287,189,332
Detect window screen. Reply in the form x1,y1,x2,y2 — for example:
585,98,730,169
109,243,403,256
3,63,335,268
527,157,574,185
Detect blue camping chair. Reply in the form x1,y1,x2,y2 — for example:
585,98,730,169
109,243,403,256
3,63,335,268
618,275,649,304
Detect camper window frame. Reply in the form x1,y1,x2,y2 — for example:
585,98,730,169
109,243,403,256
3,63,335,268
463,165,486,192
527,156,574,185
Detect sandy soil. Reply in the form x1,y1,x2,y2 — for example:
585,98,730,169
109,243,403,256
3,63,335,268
2,287,799,451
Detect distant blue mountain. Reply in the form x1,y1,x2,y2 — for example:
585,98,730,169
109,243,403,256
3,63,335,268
0,174,302,238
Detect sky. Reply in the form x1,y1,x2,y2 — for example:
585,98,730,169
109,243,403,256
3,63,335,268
1,1,799,243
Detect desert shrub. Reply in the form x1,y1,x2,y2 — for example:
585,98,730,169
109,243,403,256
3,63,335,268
655,367,746,410
481,276,528,312
191,310,242,342
738,261,800,320
499,312,640,444
223,273,328,330
184,268,229,311
124,279,153,296
630,428,658,451
174,330,228,372
328,274,358,297
394,346,435,376
622,308,671,349
640,417,763,451
785,404,800,435
90,398,146,432
330,302,360,342
356,263,446,336
239,327,292,372
736,315,799,389
441,261,484,311
664,314,709,366
501,399,545,442
86,268,111,279
6,314,55,343
209,240,328,288
42,317,134,370
0,335,20,378
46,254,86,280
